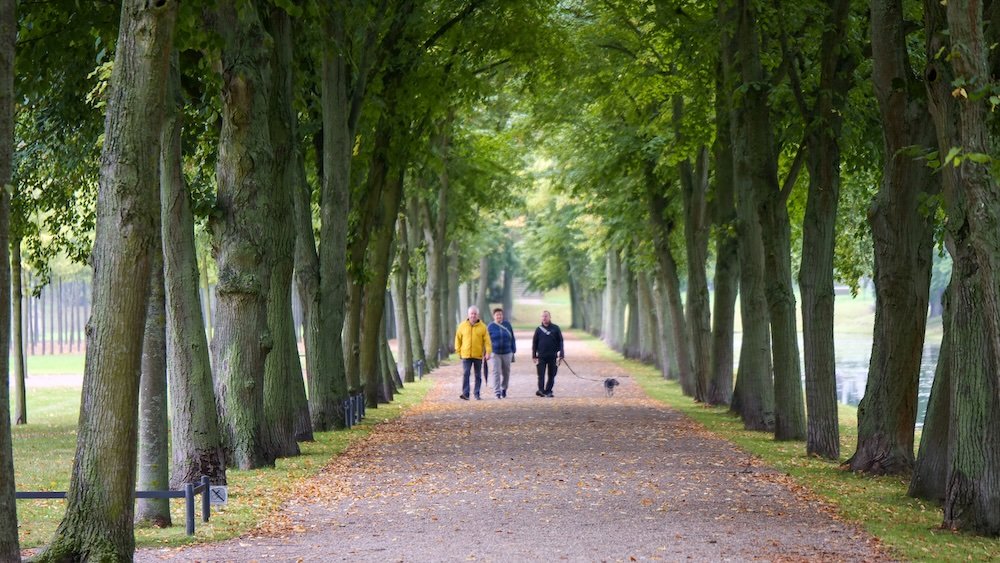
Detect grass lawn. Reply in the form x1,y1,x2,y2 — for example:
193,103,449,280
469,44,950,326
12,353,86,376
12,377,433,550
581,332,1000,562
511,287,572,329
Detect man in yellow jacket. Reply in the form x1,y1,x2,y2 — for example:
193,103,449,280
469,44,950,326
455,306,492,400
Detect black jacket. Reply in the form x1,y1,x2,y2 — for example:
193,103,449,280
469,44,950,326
532,323,564,359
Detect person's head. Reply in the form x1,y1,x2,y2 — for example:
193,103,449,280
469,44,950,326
492,307,504,323
467,306,480,323
541,310,551,326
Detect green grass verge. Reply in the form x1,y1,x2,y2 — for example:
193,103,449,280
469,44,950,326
12,353,86,376
13,378,433,550
577,332,999,562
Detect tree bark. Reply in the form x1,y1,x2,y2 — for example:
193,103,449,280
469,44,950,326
800,0,852,460
938,0,1000,535
637,272,658,364
848,0,939,474
394,218,416,382
644,166,695,395
477,255,489,315
708,56,738,406
735,0,805,440
161,55,226,487
623,262,640,359
11,238,25,425
136,232,171,527
262,6,302,459
910,282,951,503
0,0,18,556
652,277,677,379
211,0,276,470
36,1,177,559
679,137,712,402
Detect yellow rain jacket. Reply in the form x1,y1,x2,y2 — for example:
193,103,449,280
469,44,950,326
455,319,492,360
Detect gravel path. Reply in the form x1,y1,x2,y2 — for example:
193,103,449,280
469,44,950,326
137,331,890,562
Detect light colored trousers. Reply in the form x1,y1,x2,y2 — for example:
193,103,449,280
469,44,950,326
490,352,513,395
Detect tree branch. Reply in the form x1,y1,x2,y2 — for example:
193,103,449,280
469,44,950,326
780,140,807,203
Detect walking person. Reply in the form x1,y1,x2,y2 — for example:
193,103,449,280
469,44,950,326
455,306,492,400
487,307,516,399
532,310,564,398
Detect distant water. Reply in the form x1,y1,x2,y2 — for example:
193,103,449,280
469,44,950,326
733,332,942,428
831,333,940,428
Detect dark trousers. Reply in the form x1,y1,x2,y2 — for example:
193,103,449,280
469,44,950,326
462,358,483,398
536,356,558,394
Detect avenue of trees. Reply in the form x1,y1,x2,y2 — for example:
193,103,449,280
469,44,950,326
2,0,1000,560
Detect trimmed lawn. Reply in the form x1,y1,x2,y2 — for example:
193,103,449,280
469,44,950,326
12,378,433,550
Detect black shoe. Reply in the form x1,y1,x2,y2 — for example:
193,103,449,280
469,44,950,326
536,390,544,397
545,392,554,398
496,393,502,399
460,394,469,400
501,389,507,398
475,394,481,400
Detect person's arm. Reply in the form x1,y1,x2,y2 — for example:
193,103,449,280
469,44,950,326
532,328,539,362
508,322,516,354
485,329,492,360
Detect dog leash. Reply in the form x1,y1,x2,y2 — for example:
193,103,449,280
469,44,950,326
558,357,605,382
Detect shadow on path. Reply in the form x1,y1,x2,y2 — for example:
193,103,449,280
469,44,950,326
138,330,890,562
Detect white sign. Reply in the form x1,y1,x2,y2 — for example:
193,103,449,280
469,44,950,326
209,485,228,505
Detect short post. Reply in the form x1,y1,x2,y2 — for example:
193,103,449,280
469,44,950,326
344,398,353,428
185,482,195,536
357,394,365,420
415,360,424,380
201,476,211,522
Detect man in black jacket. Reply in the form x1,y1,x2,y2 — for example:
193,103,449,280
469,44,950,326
532,310,564,398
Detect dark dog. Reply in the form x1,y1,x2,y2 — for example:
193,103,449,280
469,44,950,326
603,378,620,397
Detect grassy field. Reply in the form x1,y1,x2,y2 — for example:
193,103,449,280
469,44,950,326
12,377,433,550
11,353,86,376
582,332,999,562
509,287,572,329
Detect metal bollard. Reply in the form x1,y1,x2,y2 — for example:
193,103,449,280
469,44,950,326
415,360,424,380
185,483,195,536
344,398,353,428
201,475,211,523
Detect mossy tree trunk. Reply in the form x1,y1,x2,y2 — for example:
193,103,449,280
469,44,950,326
939,0,1000,535
848,0,938,475
394,218,416,382
262,5,302,458
11,237,25,425
161,55,226,487
0,0,18,557
210,0,277,470
799,0,852,460
136,233,170,527
36,1,178,559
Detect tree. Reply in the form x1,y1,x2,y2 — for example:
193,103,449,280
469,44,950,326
35,0,178,559
0,0,18,557
935,0,1000,536
209,0,279,470
848,0,939,475
161,55,227,487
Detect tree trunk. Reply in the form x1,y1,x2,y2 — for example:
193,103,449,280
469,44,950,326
602,251,617,346
735,0,805,440
708,56,738,406
652,278,677,379
502,253,514,320
0,0,18,556
394,219,416,382
317,2,355,409
445,242,459,352
800,0,851,460
938,0,1000,535
477,255,489,316
623,264,640,359
421,199,442,366
907,0,958,502
11,238,25,425
161,55,227,487
680,139,712,402
848,0,938,474
211,0,276,470
361,158,405,407
136,233,171,527
910,282,951,503
405,195,427,370
37,2,177,559
644,166,695,395
727,0,775,430
637,272,658,364
262,6,302,459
